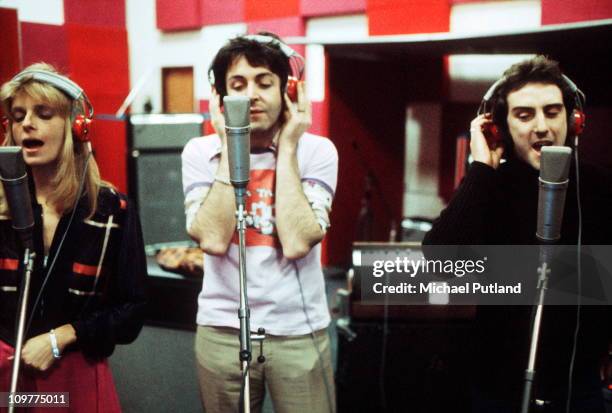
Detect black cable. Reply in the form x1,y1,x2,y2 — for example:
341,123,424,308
565,139,583,413
24,150,92,338
293,261,335,413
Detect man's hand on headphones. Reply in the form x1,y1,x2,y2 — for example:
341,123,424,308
278,81,311,152
470,113,504,169
209,88,227,146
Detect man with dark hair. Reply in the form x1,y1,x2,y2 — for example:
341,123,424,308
182,33,337,413
423,56,612,412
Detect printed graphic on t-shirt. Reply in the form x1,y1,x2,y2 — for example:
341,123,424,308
232,169,280,248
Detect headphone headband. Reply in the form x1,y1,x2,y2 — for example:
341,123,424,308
243,34,301,59
479,73,585,116
209,34,305,91
8,68,94,142
10,69,94,119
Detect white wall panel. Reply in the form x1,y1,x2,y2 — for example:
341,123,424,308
126,0,245,113
448,0,541,102
304,14,368,102
0,0,64,25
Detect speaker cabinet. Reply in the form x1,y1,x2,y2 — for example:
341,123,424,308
128,114,204,246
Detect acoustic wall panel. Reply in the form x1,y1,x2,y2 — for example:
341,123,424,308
201,0,244,25
367,0,450,35
246,16,305,57
90,120,128,194
245,0,299,22
310,101,328,137
300,0,365,17
21,22,69,70
246,15,304,37
65,24,130,191
156,0,201,31
64,0,125,28
542,0,612,24
0,7,20,84
66,24,130,113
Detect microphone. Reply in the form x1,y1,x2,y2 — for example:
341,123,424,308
536,146,572,242
223,96,250,204
0,147,35,249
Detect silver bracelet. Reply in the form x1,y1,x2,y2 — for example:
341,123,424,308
49,329,61,359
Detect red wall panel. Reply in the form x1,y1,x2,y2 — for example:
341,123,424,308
198,99,209,114
64,0,125,28
0,8,21,85
198,99,216,135
201,0,244,25
156,0,201,31
89,120,128,194
245,0,299,21
367,0,450,35
247,16,305,57
66,24,130,190
21,23,69,71
542,0,612,24
300,0,365,17
310,101,328,137
326,59,407,266
66,25,129,113
246,16,304,36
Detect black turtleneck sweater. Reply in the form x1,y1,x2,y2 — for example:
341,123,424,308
423,156,612,406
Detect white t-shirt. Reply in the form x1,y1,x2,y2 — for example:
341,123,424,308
182,132,338,335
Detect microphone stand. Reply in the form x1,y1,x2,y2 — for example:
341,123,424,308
234,188,265,413
9,247,36,413
521,244,553,413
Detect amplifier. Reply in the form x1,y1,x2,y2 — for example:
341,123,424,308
127,114,204,246
348,242,476,321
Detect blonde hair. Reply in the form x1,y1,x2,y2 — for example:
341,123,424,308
0,62,107,218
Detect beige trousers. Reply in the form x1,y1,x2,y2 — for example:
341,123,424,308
195,325,336,413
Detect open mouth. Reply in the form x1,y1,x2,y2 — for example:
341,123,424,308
532,140,553,152
22,138,44,149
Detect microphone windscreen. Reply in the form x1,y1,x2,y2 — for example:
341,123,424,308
0,147,34,246
223,96,251,191
540,146,572,183
0,147,26,179
223,96,250,128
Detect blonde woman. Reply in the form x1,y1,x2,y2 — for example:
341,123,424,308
0,63,146,411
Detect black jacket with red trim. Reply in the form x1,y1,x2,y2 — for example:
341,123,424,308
0,186,147,359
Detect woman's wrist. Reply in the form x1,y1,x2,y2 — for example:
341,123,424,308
54,324,77,351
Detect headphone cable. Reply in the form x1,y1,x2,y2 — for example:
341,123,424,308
23,150,92,338
565,137,582,413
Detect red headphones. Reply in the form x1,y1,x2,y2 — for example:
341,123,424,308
3,69,94,142
478,74,586,146
209,34,305,102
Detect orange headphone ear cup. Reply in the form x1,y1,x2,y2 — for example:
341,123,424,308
72,115,92,141
572,110,586,136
